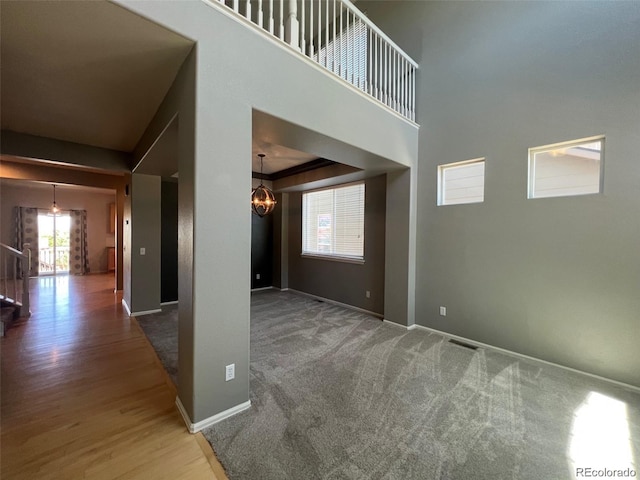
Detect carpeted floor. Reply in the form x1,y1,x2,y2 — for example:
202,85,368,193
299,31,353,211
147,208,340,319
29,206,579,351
138,290,640,480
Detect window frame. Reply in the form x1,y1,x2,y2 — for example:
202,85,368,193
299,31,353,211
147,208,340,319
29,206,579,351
437,157,486,206
301,181,365,264
528,135,605,200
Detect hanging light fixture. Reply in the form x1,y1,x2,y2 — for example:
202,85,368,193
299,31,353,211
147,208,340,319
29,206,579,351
50,184,60,215
251,154,277,217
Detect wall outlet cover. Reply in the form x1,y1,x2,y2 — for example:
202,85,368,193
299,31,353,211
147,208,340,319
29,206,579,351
225,363,235,381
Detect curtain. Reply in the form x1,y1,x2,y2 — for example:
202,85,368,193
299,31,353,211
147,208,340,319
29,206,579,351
70,210,89,275
14,207,39,277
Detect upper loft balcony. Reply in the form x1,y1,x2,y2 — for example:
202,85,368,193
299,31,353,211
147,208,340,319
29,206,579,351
210,0,418,124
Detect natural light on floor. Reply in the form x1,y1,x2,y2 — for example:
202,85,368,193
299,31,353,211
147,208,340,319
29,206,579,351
569,392,636,479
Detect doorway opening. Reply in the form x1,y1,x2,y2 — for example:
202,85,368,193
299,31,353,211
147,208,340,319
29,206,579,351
38,211,71,275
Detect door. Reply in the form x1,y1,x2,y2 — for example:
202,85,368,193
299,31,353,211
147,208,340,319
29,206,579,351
38,211,71,275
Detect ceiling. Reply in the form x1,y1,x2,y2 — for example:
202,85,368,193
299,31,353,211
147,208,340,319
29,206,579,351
1,0,322,176
0,177,115,196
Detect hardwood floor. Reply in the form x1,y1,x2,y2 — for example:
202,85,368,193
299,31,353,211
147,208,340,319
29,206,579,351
1,274,227,480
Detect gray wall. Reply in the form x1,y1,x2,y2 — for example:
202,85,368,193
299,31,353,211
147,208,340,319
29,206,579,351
361,1,640,386
120,0,418,424
288,174,386,315
124,173,161,314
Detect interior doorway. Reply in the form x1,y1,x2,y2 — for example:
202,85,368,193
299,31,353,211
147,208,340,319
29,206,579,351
37,211,71,275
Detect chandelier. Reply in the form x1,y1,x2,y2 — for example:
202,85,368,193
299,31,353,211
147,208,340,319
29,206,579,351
50,184,60,215
251,154,277,217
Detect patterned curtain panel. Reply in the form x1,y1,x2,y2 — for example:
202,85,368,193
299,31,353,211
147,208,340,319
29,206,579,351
70,210,89,275
14,207,39,277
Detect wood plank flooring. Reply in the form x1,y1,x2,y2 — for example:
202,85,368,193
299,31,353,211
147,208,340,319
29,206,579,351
1,274,227,480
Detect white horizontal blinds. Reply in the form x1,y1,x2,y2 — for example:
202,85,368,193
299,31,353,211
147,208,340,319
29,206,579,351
317,10,368,87
530,139,602,199
441,161,485,205
302,183,365,258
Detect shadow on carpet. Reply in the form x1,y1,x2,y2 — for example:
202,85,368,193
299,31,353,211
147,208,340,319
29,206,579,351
138,291,640,480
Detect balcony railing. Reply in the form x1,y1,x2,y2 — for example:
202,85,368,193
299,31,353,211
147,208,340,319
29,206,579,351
209,0,418,122
39,246,70,274
0,243,31,318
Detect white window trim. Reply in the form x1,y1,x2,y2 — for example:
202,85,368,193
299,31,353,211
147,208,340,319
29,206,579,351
437,157,486,206
527,135,605,199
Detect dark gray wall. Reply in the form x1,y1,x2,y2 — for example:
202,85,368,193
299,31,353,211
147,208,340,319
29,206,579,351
251,213,273,289
288,174,386,315
161,179,178,303
362,1,640,386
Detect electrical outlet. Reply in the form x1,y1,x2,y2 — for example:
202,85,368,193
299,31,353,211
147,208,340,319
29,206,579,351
256,273,261,280
225,364,235,381
366,290,371,298
140,247,146,255
439,306,447,316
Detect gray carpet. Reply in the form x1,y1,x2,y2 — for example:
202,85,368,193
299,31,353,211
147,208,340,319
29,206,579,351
138,290,640,480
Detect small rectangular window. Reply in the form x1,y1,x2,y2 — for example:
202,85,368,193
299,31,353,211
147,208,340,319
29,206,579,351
437,158,485,206
528,136,604,199
302,183,365,261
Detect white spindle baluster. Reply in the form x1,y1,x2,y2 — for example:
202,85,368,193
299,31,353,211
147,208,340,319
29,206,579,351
332,0,336,74
233,0,239,12
384,43,388,105
309,0,314,58
317,0,322,66
268,0,274,33
367,27,371,94
257,0,263,27
375,34,379,99
325,0,329,68
245,0,251,20
411,68,416,121
12,260,17,303
347,10,352,84
286,0,299,49
279,0,284,40
339,5,343,78
300,0,305,53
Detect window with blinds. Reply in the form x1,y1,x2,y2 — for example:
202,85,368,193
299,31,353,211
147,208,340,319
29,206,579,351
302,183,365,260
316,17,368,90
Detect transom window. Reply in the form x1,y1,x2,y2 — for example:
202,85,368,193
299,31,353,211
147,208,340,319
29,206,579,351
302,183,365,261
528,136,604,199
437,158,485,206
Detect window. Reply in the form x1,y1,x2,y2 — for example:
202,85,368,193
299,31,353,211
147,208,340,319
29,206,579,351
528,136,604,199
302,183,365,261
437,158,485,206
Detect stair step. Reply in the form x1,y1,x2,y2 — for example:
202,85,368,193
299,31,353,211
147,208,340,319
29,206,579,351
1,307,18,337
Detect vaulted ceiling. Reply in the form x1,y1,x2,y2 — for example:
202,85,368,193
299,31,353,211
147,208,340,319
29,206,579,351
1,1,322,176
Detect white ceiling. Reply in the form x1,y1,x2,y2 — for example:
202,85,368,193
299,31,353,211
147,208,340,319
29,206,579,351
1,1,330,177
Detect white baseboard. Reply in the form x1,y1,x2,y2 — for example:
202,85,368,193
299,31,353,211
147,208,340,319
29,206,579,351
121,299,131,316
251,286,274,292
397,322,640,394
287,288,383,319
383,319,412,329
160,300,178,306
131,308,162,317
176,396,252,433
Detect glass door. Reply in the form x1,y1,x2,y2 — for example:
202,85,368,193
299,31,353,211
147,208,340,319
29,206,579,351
38,211,71,275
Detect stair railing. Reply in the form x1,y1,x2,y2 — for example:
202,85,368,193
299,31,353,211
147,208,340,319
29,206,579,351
0,243,31,317
207,0,418,122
